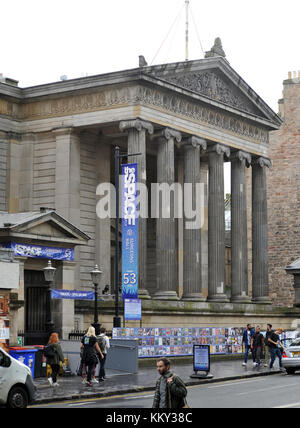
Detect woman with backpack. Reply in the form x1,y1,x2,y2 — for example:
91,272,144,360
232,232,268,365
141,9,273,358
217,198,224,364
80,326,104,387
44,332,65,387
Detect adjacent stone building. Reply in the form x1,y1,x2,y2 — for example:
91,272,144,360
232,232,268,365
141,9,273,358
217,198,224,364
268,71,300,307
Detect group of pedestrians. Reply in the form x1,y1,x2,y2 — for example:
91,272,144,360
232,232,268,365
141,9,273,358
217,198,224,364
242,323,285,372
44,326,110,388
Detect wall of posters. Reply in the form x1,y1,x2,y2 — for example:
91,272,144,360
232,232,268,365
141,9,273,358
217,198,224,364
112,327,244,358
0,292,9,352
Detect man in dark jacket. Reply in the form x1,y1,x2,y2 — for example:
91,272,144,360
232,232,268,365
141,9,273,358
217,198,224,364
251,325,265,367
242,324,255,366
153,358,188,409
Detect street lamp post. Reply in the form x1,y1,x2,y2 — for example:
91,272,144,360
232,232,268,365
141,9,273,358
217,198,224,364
43,260,56,338
113,146,141,328
91,265,102,335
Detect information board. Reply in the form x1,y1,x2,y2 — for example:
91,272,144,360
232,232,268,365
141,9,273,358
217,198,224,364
194,345,210,372
124,299,142,321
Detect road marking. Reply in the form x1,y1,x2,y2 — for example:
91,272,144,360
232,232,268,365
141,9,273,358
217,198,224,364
124,395,154,400
68,402,97,407
236,383,298,396
274,402,300,408
207,378,266,389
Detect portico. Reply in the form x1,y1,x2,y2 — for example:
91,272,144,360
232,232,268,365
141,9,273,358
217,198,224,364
0,55,283,331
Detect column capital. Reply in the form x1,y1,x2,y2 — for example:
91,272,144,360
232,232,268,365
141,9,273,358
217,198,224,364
119,119,154,135
207,143,230,158
52,126,76,138
154,128,182,143
183,136,207,151
231,150,252,166
252,156,272,168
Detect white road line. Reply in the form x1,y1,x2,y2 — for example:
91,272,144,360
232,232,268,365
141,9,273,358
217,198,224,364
124,394,154,400
207,378,266,389
274,402,300,409
68,402,97,407
236,383,298,396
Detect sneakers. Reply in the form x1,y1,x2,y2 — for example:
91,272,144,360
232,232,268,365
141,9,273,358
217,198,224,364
253,362,257,367
53,382,60,387
92,378,99,384
47,378,53,387
242,362,247,366
98,377,105,382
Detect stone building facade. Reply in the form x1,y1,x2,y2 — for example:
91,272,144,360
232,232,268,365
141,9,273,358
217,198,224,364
268,72,300,307
2,55,294,337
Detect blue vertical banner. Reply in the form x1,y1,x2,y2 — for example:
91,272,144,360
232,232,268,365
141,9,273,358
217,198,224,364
122,163,138,300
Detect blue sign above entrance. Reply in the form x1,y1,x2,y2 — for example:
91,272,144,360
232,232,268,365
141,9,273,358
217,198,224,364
2,242,74,261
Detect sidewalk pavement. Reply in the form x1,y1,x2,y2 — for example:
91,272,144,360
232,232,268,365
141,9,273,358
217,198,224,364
32,359,281,405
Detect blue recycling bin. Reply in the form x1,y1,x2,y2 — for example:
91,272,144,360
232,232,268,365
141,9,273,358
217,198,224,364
9,347,38,378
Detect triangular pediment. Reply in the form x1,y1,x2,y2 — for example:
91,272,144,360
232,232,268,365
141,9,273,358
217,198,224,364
144,57,282,127
0,211,90,244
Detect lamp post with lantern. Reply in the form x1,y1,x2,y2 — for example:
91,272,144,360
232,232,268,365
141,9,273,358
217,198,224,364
43,260,56,338
90,265,102,335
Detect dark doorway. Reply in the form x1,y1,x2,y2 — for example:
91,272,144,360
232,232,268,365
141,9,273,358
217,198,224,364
24,270,48,345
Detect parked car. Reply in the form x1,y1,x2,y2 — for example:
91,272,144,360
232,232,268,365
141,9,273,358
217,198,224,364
282,338,300,374
0,347,36,408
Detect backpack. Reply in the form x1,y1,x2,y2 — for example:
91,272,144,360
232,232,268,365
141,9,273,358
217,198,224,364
43,344,56,358
97,335,106,353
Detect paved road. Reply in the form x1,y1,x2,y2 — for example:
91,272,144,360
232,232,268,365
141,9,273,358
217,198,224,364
29,373,300,409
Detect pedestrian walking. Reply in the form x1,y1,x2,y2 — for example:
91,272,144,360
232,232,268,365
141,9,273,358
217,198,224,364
152,357,188,409
44,332,65,387
264,324,273,367
80,326,104,387
97,327,110,382
242,324,255,366
251,326,265,367
268,328,285,372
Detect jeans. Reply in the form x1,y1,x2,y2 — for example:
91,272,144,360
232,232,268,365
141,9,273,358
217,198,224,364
253,346,263,365
244,344,254,363
270,347,282,369
98,353,107,379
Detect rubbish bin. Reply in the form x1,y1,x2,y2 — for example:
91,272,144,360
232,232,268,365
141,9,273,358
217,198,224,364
33,346,47,378
9,347,38,378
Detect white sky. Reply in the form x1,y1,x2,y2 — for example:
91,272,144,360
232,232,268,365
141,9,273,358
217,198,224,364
2,0,300,193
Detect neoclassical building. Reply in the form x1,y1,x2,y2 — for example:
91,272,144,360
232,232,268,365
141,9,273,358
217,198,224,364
1,53,290,340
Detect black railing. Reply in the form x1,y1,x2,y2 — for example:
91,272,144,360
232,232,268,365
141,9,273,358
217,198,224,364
68,330,86,341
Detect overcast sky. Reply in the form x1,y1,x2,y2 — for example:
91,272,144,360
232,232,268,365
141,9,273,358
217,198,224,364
2,0,299,193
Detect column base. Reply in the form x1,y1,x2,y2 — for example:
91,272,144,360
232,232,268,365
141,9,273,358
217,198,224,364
152,291,179,301
206,294,230,303
252,296,272,305
138,289,151,300
181,293,205,302
231,296,252,304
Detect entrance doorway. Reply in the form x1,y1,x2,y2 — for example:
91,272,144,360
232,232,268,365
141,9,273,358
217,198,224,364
24,270,48,345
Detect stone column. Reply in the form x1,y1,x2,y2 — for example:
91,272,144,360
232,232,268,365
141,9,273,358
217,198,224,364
19,133,35,212
120,119,154,299
54,261,77,340
7,132,21,213
153,128,182,300
252,157,272,303
231,151,251,303
0,131,8,211
207,144,230,302
182,136,207,301
54,127,81,289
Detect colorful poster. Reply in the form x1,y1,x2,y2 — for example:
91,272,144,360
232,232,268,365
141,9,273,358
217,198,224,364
122,163,138,300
